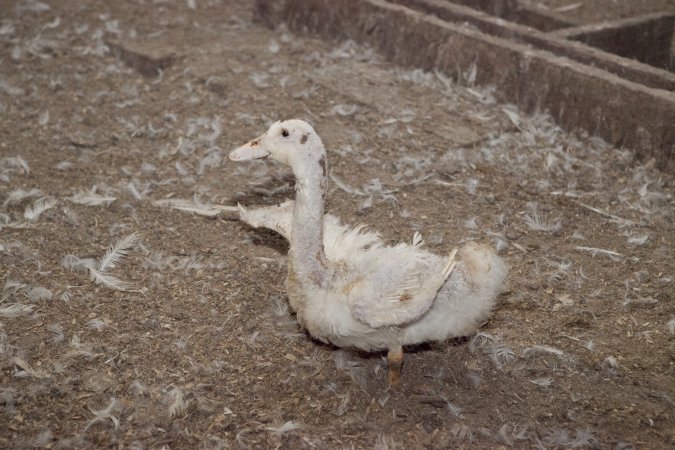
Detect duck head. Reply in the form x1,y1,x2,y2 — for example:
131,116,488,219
229,119,326,182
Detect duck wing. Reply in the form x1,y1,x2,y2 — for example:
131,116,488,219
238,201,294,240
239,204,380,261
346,248,458,328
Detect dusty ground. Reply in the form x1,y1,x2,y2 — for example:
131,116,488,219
1,0,673,449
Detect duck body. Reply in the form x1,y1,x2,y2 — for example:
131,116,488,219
231,119,507,383
244,205,505,351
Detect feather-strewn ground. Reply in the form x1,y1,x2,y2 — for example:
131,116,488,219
1,1,673,448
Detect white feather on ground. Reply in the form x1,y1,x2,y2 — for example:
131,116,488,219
265,421,302,434
88,269,135,292
153,198,238,217
3,188,43,207
67,189,116,207
81,232,141,291
23,197,56,221
167,387,188,417
60,255,96,272
523,210,561,233
98,232,139,272
0,303,35,318
85,398,120,430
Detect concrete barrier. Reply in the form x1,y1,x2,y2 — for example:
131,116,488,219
255,0,675,170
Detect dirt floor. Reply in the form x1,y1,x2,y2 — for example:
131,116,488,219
1,0,674,449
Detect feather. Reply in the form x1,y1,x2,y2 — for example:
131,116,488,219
627,234,649,246
440,248,458,280
522,345,565,358
85,398,120,430
3,188,43,207
523,210,561,233
87,318,108,331
412,231,424,248
575,246,623,259
265,421,302,433
1,280,28,301
0,156,30,175
11,356,49,379
167,387,188,417
23,197,56,221
153,198,238,217
88,268,135,291
0,303,35,318
484,342,515,367
61,254,96,272
28,287,52,301
576,201,636,227
98,232,140,272
667,318,675,335
47,324,64,343
67,189,116,207
530,377,553,387
543,428,598,448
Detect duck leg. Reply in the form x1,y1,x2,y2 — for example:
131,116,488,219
387,345,404,387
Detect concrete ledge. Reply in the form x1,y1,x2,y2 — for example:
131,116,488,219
390,0,675,91
552,12,675,71
254,0,675,170
450,0,575,31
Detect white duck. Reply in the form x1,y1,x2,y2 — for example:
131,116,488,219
230,119,507,385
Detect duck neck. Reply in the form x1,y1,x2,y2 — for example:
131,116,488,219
290,159,328,287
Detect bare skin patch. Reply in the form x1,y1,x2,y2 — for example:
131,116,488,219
300,133,309,144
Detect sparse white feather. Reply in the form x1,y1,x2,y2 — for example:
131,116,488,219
87,318,108,331
627,234,649,246
11,356,49,379
98,232,140,272
0,303,35,318
523,345,565,357
23,197,56,221
67,189,116,207
61,254,96,272
28,287,52,301
154,198,238,217
575,246,623,259
47,324,64,343
3,188,43,207
665,318,675,335
89,268,135,292
530,377,553,387
265,421,302,433
0,156,30,175
523,210,561,233
167,387,188,417
484,341,516,367
85,398,119,430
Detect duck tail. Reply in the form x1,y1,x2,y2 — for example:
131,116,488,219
459,241,508,310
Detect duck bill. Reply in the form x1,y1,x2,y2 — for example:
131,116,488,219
229,135,270,161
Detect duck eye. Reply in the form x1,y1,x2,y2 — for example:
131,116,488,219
281,128,289,138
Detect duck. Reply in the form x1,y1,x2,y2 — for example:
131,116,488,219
230,119,507,386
